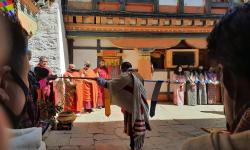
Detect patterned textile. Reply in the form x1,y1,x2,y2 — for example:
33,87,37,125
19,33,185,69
207,84,221,104
234,107,250,133
18,90,40,129
124,111,147,150
197,73,208,105
185,71,198,106
206,72,221,104
0,0,15,16
108,72,150,150
173,74,186,106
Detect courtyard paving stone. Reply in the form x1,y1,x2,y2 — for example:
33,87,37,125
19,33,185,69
45,104,225,150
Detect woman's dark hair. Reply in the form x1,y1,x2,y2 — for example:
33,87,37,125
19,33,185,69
197,66,205,75
0,11,28,74
208,2,250,81
121,62,132,72
39,56,48,62
99,60,108,73
174,65,184,75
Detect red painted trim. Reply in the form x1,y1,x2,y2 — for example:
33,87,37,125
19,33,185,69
126,3,154,12
98,2,120,11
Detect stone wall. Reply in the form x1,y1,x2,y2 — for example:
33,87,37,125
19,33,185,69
28,0,67,75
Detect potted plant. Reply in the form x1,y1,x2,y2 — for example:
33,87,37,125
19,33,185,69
56,79,77,130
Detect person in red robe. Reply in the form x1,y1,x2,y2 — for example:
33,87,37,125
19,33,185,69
34,56,58,119
80,61,98,113
94,60,109,109
63,64,83,114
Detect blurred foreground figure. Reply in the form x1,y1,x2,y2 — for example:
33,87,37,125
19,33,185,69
183,2,250,150
0,10,45,149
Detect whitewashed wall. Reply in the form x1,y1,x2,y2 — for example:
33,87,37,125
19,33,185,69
29,1,67,75
159,0,178,6
74,38,97,47
184,0,205,6
152,71,168,92
73,49,98,69
122,49,140,69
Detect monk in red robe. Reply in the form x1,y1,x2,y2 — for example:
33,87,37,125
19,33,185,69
80,61,98,113
63,64,83,114
94,60,109,109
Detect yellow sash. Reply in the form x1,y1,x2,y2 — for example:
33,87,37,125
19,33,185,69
104,88,111,117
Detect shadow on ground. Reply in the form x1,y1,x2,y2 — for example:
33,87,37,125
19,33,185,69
200,111,225,115
44,118,226,150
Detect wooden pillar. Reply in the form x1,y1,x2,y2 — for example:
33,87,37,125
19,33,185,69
178,0,184,14
67,39,74,64
120,0,126,11
205,0,211,14
92,0,98,11
154,0,159,13
61,0,68,12
167,69,171,101
97,39,101,53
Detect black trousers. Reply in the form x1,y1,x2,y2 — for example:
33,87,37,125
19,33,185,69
130,135,134,150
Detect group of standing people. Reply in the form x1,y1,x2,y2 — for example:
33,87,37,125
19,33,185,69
173,65,221,106
63,60,109,114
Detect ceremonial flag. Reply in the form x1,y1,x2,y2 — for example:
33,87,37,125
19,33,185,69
0,0,15,16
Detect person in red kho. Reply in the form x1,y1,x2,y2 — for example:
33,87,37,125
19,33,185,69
63,64,83,115
94,60,109,109
34,56,58,119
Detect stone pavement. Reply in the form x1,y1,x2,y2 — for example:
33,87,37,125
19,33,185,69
44,103,226,150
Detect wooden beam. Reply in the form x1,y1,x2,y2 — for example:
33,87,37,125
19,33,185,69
65,24,213,33
73,46,122,50
66,31,209,38
63,9,223,19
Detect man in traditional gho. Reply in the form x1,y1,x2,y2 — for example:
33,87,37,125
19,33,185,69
80,61,98,113
97,62,151,150
182,2,250,149
94,60,109,109
64,64,83,114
